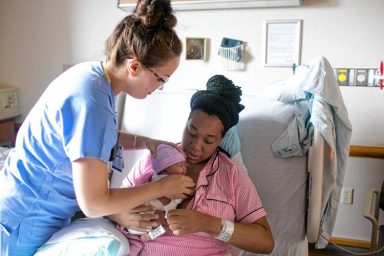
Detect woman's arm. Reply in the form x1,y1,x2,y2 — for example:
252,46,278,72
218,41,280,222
224,217,274,253
167,209,274,254
72,158,195,217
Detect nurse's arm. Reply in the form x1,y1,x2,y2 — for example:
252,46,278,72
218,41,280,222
118,132,178,155
72,157,194,217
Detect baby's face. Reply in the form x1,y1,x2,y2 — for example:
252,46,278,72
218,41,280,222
165,161,187,175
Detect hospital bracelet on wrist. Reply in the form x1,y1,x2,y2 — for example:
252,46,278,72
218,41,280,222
215,219,234,242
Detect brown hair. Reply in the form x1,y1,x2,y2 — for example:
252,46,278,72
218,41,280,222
105,0,182,68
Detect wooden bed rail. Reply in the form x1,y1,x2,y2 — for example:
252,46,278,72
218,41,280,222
349,145,384,159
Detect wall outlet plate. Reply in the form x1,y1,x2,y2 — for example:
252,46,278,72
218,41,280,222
0,86,21,121
341,187,354,205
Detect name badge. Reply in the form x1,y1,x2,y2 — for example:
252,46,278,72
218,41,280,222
111,145,124,172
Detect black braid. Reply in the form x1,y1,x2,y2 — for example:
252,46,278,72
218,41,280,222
190,74,245,135
206,75,244,113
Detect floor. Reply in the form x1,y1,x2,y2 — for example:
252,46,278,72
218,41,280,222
309,243,377,256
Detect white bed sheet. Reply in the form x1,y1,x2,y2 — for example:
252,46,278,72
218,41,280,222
238,95,308,256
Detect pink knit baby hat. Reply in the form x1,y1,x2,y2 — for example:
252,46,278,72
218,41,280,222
151,144,185,174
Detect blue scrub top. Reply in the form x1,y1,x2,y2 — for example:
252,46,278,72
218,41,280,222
0,61,117,246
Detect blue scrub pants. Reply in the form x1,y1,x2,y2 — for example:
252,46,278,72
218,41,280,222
1,228,39,256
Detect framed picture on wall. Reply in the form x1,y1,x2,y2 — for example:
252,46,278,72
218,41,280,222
185,38,207,61
263,19,302,67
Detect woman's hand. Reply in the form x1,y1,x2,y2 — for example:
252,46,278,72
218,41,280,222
110,204,159,233
166,209,221,236
167,210,274,253
156,175,195,199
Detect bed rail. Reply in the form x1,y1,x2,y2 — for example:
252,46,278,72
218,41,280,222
350,145,384,252
307,130,325,243
349,145,384,159
307,144,384,244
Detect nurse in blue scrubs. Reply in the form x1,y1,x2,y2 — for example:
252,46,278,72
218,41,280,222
0,0,195,255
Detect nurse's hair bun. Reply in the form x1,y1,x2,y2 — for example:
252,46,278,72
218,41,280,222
134,0,177,29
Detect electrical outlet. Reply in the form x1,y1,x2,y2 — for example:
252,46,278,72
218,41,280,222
0,97,3,112
341,187,354,204
8,92,18,108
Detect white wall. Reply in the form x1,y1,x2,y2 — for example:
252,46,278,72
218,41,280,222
1,0,383,242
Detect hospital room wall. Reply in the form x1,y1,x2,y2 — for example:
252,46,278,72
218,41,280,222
0,0,383,242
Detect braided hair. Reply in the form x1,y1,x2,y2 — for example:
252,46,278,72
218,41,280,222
190,75,245,135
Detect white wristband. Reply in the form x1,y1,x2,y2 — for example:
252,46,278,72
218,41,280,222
148,225,166,240
215,219,234,242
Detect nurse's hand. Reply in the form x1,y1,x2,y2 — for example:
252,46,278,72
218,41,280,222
109,205,159,232
139,210,168,241
156,175,195,199
144,137,181,156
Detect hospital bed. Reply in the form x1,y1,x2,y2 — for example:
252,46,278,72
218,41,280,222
0,93,321,255
0,96,333,255
111,90,327,256
2,56,350,256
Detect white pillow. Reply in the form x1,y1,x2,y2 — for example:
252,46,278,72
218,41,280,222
219,127,249,175
231,152,249,175
220,126,241,156
35,217,129,256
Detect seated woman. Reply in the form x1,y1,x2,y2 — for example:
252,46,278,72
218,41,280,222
111,74,274,255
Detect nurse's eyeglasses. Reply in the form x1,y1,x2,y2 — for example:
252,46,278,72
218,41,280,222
147,68,169,84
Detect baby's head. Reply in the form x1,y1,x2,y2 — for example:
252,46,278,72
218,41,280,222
151,144,186,175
